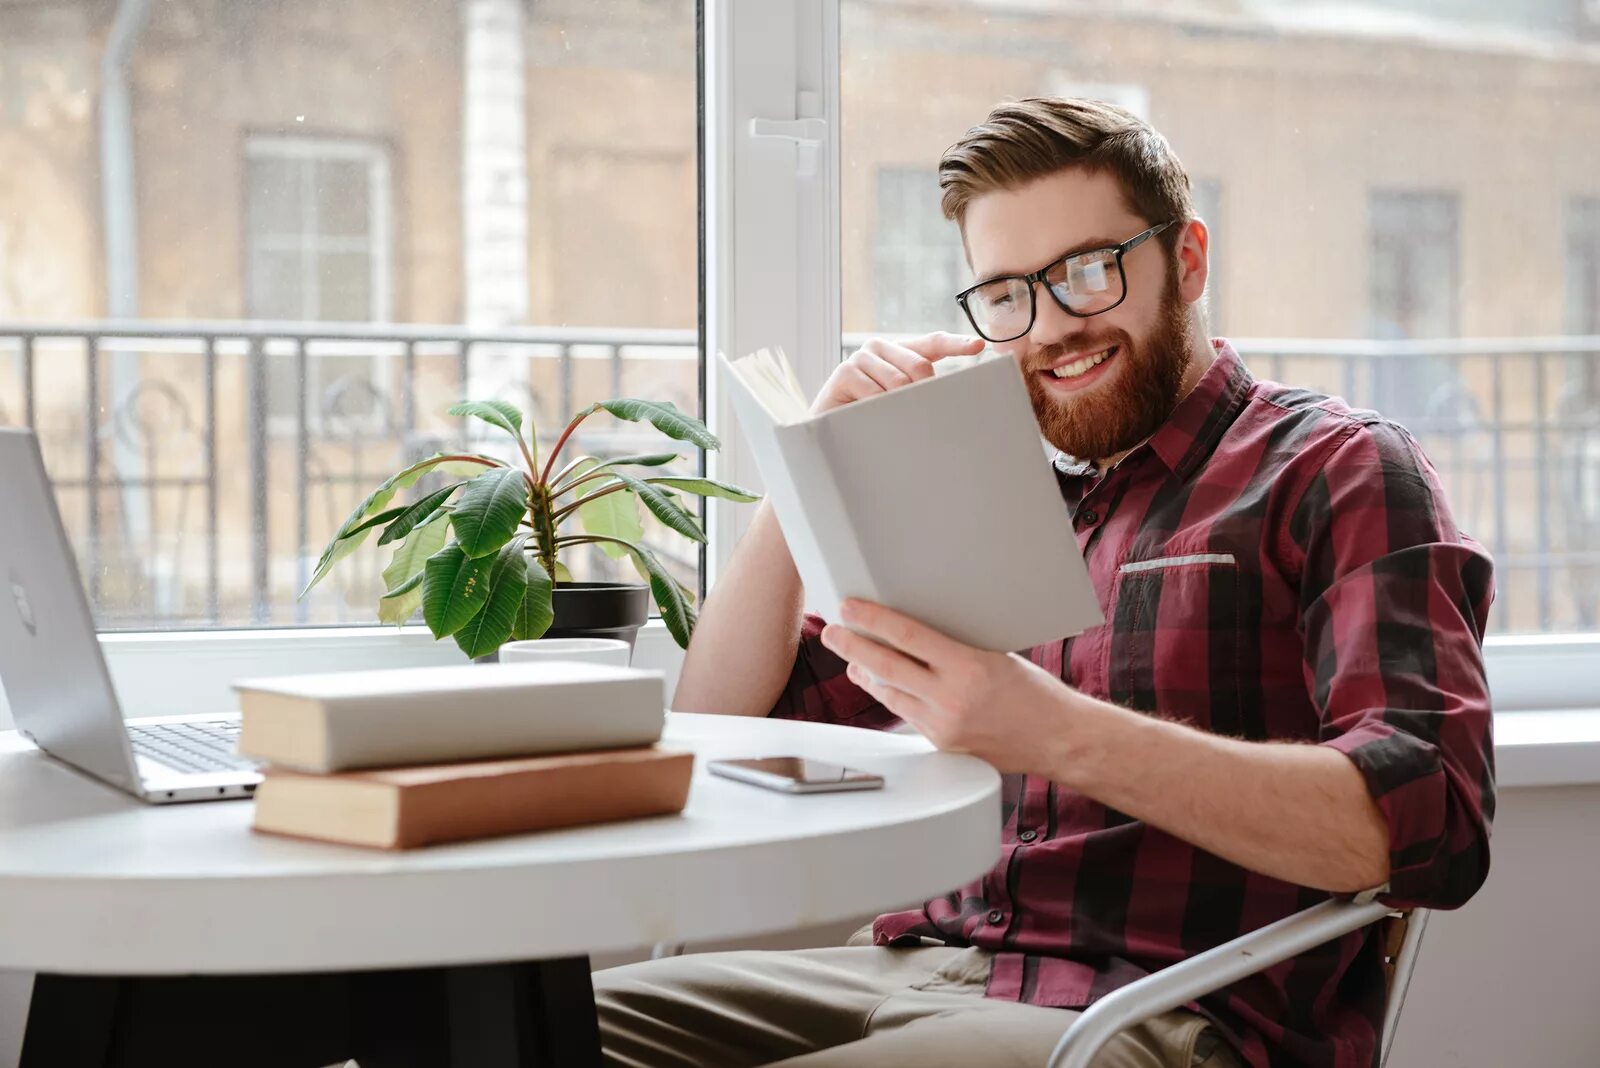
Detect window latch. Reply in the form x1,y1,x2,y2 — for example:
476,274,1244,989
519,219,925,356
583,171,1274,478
748,95,827,178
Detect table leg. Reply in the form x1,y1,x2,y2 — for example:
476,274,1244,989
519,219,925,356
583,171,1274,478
20,971,351,1068
19,957,603,1068
350,956,601,1068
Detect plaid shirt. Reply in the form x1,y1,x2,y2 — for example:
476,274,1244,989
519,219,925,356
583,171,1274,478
770,340,1495,1068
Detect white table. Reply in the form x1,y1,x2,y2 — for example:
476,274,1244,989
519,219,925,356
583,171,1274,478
0,712,1000,1067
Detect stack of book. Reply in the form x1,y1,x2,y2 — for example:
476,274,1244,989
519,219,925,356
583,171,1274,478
233,662,691,850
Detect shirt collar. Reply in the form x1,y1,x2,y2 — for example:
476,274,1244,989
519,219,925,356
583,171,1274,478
1052,338,1253,483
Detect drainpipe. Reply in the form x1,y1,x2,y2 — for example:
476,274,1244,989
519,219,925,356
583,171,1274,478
99,0,154,608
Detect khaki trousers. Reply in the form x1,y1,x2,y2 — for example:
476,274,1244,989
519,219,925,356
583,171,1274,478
592,940,1243,1068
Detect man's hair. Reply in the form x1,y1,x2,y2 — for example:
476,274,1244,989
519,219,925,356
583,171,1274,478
938,97,1195,252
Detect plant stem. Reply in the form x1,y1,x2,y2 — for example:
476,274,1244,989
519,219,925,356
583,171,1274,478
549,479,630,524
540,408,594,486
531,482,559,580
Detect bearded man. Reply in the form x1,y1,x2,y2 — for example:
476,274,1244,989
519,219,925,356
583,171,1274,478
594,97,1496,1068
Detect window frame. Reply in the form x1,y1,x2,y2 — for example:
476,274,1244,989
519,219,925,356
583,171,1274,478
4,0,1593,736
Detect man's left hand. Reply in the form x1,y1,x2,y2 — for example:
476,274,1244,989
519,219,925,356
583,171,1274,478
820,599,1078,776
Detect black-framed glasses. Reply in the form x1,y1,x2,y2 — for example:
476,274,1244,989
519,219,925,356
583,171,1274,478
954,220,1176,343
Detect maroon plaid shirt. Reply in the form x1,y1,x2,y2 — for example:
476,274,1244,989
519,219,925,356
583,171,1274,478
770,340,1495,1068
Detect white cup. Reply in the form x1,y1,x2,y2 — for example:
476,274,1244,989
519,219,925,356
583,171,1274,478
498,637,633,667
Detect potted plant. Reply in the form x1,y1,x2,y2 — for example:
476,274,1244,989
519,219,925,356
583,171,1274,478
300,396,758,658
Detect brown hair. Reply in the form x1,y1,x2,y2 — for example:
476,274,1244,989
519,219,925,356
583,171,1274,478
938,98,1194,251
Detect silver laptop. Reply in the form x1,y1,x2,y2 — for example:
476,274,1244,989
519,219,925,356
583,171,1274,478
0,428,261,803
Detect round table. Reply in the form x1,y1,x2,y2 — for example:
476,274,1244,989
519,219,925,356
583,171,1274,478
1,712,1000,1067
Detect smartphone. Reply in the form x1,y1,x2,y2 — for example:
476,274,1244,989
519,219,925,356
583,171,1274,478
707,757,885,794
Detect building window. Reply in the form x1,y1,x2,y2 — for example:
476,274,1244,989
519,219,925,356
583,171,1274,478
245,136,393,424
1367,189,1458,421
1566,197,1600,335
872,167,968,334
1368,189,1458,340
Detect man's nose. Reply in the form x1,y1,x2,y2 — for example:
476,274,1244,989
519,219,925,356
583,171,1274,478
1028,283,1092,350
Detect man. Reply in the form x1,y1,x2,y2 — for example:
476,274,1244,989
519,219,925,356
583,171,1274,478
595,98,1494,1068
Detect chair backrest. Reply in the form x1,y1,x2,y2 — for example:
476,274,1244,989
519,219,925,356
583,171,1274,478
1377,909,1431,1068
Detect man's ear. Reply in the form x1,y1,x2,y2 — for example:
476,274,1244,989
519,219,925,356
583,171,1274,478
1175,218,1210,305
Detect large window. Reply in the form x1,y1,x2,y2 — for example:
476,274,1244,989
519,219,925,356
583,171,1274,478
0,0,700,630
843,0,1600,636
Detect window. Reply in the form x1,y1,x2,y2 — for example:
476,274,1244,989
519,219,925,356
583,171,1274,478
245,136,393,426
841,1,1599,637
870,168,967,334
0,0,701,630
1368,189,1458,341
1192,178,1222,334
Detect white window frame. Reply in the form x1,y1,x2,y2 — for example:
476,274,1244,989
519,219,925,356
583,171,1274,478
6,0,1593,783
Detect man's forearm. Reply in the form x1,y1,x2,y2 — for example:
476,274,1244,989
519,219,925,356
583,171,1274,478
1051,694,1391,893
671,502,805,716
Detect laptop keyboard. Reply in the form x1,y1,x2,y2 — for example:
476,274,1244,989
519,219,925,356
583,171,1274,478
129,720,258,775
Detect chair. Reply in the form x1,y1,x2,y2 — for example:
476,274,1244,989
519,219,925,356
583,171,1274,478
1048,891,1430,1068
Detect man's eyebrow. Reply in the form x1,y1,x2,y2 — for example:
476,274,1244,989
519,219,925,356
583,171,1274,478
974,236,1121,283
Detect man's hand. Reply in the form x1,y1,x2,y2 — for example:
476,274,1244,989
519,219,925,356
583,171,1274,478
820,598,1074,776
810,332,985,416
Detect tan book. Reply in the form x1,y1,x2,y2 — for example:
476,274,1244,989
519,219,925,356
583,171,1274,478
234,662,665,773
251,746,693,850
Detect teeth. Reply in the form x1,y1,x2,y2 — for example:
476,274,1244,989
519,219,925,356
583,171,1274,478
1050,347,1115,379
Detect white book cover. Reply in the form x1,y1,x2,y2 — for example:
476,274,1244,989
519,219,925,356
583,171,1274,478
720,348,1102,653
234,662,665,772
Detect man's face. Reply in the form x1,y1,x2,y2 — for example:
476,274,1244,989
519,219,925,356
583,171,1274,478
962,168,1198,461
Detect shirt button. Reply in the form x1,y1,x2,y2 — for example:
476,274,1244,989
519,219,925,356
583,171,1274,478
1017,829,1038,843
1078,509,1099,526
986,909,1005,925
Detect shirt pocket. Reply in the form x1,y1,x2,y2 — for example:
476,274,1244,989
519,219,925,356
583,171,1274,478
1107,553,1253,736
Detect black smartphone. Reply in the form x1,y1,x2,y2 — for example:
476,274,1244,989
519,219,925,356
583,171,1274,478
706,757,885,794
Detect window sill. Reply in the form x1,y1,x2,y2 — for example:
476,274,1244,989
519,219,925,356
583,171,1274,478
0,624,1593,787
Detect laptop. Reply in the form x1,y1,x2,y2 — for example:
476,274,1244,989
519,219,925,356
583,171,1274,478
0,428,261,803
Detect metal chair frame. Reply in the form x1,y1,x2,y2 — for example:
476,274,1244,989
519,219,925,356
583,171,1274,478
1048,893,1430,1068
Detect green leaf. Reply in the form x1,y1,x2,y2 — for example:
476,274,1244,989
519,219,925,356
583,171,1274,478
454,536,531,658
553,451,681,493
376,483,463,546
573,461,643,559
300,452,502,597
448,399,525,442
627,542,698,649
644,476,761,503
512,554,556,641
381,509,450,593
553,560,574,584
450,467,529,558
377,570,425,626
612,473,706,544
344,506,407,538
593,399,718,451
422,543,497,638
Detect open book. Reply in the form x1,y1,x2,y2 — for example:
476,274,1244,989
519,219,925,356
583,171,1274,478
720,347,1102,653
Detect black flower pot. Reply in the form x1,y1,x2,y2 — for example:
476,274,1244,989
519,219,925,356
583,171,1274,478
545,581,651,654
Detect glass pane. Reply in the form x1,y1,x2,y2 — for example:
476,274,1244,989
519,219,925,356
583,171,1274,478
843,1,1599,635
314,158,373,238
0,0,701,631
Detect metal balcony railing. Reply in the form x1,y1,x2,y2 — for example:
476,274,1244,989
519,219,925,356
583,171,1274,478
0,321,1596,634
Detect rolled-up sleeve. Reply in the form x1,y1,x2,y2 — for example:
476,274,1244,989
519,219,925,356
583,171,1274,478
1290,419,1496,910
768,612,903,730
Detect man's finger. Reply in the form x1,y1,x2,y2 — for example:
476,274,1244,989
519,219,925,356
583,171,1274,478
848,663,937,726
903,331,986,360
821,622,937,695
861,339,937,382
838,599,965,666
854,351,915,391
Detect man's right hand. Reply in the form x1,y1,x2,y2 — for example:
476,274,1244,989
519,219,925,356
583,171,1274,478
809,332,986,416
